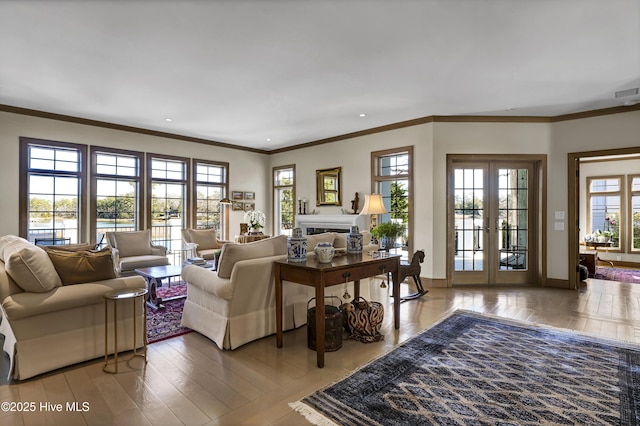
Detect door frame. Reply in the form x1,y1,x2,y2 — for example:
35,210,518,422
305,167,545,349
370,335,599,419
567,147,640,289
447,154,547,287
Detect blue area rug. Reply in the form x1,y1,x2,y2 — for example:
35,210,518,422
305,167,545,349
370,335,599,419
292,310,640,425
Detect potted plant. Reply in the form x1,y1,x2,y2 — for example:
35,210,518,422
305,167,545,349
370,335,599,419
371,221,405,250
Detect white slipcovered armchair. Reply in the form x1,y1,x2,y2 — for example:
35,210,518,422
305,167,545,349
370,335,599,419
106,230,169,276
180,233,372,350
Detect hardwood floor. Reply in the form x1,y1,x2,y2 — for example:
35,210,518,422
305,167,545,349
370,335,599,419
1,277,640,425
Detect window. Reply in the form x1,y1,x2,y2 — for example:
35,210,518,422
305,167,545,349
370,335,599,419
91,147,143,248
630,176,640,252
371,146,413,258
148,155,189,260
20,138,87,244
273,165,295,236
587,176,622,249
193,160,228,238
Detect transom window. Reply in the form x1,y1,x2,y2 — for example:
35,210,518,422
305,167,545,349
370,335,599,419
587,176,622,249
148,155,189,260
372,147,413,259
273,165,295,236
630,176,640,252
91,147,143,248
194,160,228,237
20,138,86,245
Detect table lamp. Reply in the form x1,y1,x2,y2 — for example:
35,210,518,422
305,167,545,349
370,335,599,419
360,194,387,229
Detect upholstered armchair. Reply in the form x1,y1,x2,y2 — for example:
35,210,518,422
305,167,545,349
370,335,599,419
181,228,230,264
106,230,169,276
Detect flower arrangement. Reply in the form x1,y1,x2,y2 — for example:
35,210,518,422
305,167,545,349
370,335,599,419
244,210,266,232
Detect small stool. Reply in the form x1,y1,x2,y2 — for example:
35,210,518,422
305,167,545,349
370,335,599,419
103,287,148,373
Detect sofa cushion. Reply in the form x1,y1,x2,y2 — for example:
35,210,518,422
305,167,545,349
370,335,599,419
305,232,336,251
111,230,152,258
188,228,220,250
5,245,62,292
119,255,170,273
42,243,94,252
45,247,116,285
217,235,287,279
2,276,146,320
333,233,347,248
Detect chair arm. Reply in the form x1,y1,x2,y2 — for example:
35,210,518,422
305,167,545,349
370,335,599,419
182,265,233,300
150,244,167,256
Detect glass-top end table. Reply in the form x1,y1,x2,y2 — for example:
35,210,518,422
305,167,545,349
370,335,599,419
103,287,148,374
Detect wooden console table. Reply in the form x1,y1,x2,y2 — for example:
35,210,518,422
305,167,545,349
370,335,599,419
274,253,401,368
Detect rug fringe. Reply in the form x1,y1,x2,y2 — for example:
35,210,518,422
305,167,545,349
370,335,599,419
289,401,340,426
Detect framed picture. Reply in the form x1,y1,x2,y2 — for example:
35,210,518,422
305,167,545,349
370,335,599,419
244,202,255,211
232,191,244,200
232,201,244,211
244,191,255,200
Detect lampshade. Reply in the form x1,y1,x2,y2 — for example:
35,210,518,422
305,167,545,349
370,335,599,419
220,197,232,205
360,194,387,215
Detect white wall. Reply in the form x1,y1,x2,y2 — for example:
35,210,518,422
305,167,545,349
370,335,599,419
551,110,640,277
3,108,640,282
0,111,271,239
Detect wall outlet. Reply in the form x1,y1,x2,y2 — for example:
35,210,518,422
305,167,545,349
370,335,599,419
616,256,622,261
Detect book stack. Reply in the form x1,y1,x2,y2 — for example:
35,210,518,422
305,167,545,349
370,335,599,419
186,257,206,266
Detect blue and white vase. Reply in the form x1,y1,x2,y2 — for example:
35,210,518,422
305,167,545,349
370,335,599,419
288,228,307,262
347,225,363,254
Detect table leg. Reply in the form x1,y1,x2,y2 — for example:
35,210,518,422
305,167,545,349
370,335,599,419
103,299,119,373
145,277,164,309
315,280,325,368
354,279,360,300
392,266,400,330
275,264,283,348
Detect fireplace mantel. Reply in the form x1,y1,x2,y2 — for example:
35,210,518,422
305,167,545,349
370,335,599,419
295,214,367,235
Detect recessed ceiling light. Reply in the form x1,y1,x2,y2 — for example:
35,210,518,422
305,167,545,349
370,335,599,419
266,138,272,142
164,118,173,122
359,113,367,117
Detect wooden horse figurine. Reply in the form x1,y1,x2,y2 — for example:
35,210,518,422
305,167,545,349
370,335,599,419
399,250,427,301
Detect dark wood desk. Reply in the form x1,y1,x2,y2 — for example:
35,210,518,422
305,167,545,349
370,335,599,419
274,253,401,368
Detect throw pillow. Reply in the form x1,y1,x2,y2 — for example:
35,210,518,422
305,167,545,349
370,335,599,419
188,228,219,250
217,235,287,279
45,247,116,285
111,230,152,258
0,235,25,262
5,245,62,292
42,243,94,252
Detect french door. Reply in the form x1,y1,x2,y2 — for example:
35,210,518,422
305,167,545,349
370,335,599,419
450,160,537,285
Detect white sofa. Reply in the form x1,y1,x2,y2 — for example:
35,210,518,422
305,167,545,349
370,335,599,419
181,232,374,350
0,235,146,380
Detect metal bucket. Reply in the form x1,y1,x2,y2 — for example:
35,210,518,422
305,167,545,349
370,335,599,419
307,297,343,352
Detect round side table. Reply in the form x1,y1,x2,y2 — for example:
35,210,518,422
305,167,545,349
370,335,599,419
103,287,148,374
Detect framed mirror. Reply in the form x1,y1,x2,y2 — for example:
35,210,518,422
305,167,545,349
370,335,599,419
316,167,342,206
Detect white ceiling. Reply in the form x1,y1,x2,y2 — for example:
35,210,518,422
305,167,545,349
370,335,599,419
1,0,639,151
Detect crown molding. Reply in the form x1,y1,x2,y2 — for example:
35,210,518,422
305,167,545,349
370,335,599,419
3,102,639,155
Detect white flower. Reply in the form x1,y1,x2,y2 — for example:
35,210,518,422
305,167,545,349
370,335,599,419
244,210,266,229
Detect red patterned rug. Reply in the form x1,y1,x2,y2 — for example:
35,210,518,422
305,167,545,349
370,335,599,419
594,267,640,284
147,282,191,344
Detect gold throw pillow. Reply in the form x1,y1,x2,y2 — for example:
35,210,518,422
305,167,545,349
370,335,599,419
46,247,116,285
